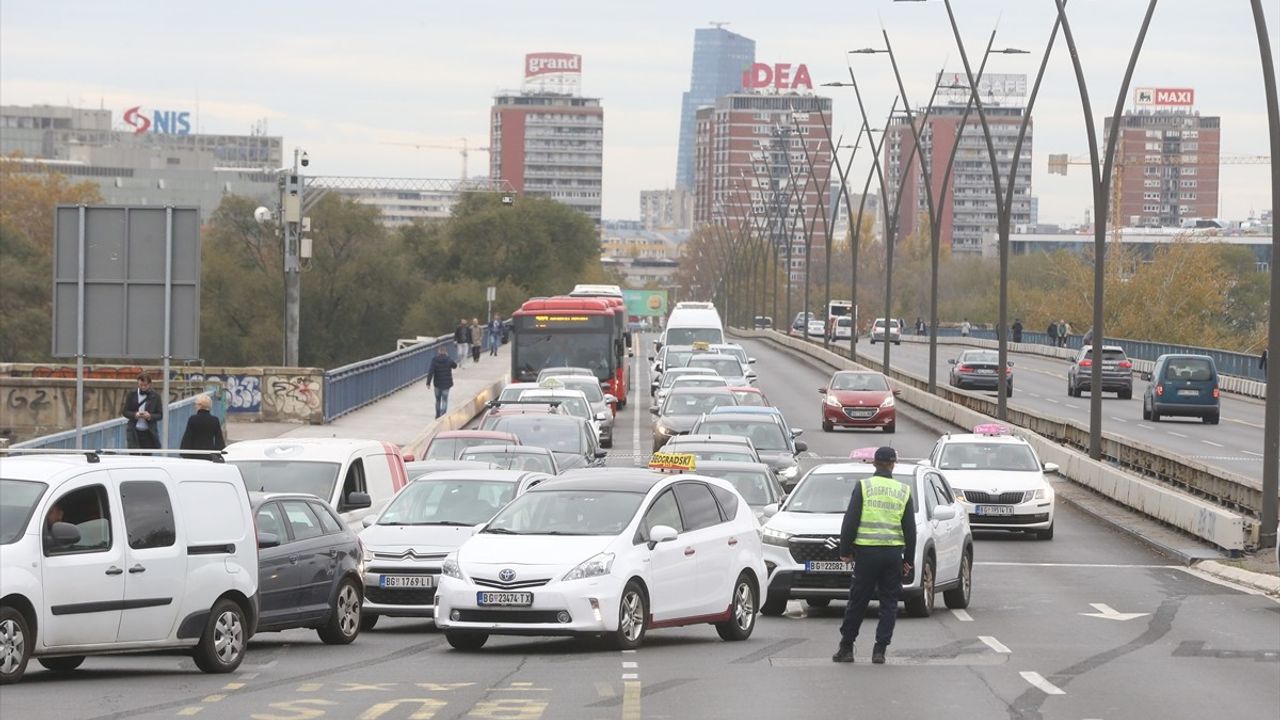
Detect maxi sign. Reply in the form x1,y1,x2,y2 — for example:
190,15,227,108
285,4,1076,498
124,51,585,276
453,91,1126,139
1134,87,1195,107
742,63,813,91
123,105,192,135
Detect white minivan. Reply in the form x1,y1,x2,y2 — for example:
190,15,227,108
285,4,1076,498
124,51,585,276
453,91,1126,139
659,302,724,351
224,438,410,528
0,453,258,684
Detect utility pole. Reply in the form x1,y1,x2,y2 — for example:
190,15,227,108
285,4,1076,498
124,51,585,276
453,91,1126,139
280,148,306,367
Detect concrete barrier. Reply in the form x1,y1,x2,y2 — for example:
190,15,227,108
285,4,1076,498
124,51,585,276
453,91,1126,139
732,327,1257,552
405,375,511,461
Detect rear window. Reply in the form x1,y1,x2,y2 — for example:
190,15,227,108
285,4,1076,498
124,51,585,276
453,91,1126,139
1083,349,1129,362
1163,357,1215,382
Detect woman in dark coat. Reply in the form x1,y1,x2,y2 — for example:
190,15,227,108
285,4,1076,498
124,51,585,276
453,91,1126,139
180,393,225,459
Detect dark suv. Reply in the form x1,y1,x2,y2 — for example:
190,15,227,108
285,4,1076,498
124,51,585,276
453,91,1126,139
1067,345,1134,399
252,493,364,645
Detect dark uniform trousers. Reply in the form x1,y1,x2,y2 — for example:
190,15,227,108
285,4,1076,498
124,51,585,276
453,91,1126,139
838,545,904,648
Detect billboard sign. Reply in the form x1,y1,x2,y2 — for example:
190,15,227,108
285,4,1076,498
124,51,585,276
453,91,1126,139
743,63,814,91
938,72,1027,104
623,289,668,318
523,52,582,95
1134,87,1194,107
123,105,192,135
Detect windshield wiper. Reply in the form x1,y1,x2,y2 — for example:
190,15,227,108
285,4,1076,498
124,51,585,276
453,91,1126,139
540,530,596,536
483,527,524,535
413,521,476,527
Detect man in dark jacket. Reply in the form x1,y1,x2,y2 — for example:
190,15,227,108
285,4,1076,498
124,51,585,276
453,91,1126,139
122,371,164,449
833,446,916,665
453,320,468,365
1046,321,1058,347
1011,319,1023,343
180,393,225,459
426,346,458,418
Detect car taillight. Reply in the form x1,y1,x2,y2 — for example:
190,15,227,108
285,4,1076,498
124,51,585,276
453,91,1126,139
1212,386,1220,399
1155,384,1164,396
1118,360,1132,369
957,365,971,372
1079,359,1092,368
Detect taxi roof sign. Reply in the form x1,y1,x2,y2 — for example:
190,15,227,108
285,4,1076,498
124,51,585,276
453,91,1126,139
973,423,1011,436
691,341,712,351
849,447,878,462
649,452,697,473
538,377,566,389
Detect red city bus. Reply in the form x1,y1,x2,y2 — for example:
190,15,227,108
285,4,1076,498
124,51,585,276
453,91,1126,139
511,297,628,405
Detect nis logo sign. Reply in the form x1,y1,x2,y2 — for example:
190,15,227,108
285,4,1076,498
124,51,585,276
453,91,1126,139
1134,87,1194,107
742,63,814,91
123,106,192,135
525,52,582,77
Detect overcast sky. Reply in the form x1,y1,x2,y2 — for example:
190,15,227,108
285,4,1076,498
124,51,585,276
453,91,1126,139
2,0,1276,224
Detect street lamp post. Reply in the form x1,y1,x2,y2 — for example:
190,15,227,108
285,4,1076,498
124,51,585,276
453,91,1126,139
790,106,837,349
278,147,308,367
1052,0,1159,459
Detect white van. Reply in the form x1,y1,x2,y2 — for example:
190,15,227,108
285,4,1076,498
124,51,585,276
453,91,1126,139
0,453,258,684
659,302,724,350
223,438,409,528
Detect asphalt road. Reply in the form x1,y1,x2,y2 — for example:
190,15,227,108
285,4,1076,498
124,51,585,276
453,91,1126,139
3,336,1276,720
830,336,1270,477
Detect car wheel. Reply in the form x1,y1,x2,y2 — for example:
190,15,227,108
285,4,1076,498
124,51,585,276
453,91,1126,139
894,341,901,346
804,598,831,608
715,573,757,641
37,656,85,674
883,421,896,434
1119,388,1132,400
1067,380,1076,397
822,420,834,433
760,593,788,617
608,581,648,650
192,599,247,674
943,551,972,610
445,631,489,651
1203,414,1219,425
870,338,876,345
904,558,935,618
317,579,362,645
602,438,613,449
1035,523,1055,541
0,607,31,685
359,614,379,632
1150,406,1162,422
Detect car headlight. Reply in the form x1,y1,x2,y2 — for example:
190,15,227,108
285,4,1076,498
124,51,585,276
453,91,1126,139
655,424,672,436
760,526,793,546
824,394,842,407
880,395,895,408
441,556,464,580
777,465,798,480
563,552,615,581
1033,487,1053,500
361,546,374,564
952,490,967,502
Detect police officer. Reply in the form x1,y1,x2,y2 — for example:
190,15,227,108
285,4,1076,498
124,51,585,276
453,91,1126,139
832,446,916,664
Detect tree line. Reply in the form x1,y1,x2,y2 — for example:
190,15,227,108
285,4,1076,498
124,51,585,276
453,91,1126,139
0,164,608,367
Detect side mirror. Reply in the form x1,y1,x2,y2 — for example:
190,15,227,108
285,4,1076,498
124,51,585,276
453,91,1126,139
931,505,957,522
761,503,780,519
361,515,378,528
791,428,804,437
257,531,281,549
648,356,655,362
948,358,957,365
818,387,827,394
401,453,415,463
1043,462,1060,474
49,521,81,547
650,406,660,415
647,524,678,549
595,412,608,421
793,441,808,453
893,388,902,397
345,491,372,510
748,358,757,364
594,450,609,459
604,394,617,405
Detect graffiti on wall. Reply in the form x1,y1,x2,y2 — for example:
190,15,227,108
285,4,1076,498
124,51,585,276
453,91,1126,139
29,365,145,380
189,373,261,413
263,374,322,422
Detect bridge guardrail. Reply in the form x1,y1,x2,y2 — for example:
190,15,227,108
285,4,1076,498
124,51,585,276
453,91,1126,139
324,335,453,422
10,385,228,450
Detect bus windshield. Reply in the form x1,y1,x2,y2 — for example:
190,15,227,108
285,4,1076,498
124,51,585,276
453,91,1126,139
513,314,615,383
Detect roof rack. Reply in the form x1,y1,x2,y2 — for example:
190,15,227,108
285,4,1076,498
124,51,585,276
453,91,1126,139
485,399,563,409
0,448,226,463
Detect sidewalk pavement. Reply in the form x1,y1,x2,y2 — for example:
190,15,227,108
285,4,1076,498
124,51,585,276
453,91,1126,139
227,343,512,448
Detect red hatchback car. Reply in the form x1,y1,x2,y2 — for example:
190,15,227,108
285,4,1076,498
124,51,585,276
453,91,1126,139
818,371,900,433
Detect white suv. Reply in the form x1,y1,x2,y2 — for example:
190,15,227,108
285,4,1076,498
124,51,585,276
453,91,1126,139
869,318,902,345
927,425,1058,540
0,452,258,684
760,460,972,618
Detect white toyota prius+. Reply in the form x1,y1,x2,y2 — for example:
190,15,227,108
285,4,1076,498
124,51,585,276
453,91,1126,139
434,466,767,651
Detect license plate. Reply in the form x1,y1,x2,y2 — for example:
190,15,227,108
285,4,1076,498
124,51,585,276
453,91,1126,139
805,561,852,573
975,505,1015,516
975,369,995,375
477,591,534,607
379,575,435,589
1177,389,1199,396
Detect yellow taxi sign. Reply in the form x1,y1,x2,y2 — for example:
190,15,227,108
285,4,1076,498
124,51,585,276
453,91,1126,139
648,452,697,472
538,377,565,389
691,341,711,351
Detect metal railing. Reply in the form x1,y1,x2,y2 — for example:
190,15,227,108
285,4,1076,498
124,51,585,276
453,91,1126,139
11,386,228,450
919,327,1267,382
324,334,453,422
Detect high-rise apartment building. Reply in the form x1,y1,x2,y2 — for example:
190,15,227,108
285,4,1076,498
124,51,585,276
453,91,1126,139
490,53,603,222
1105,93,1220,228
693,91,833,281
675,26,755,191
640,188,692,230
883,79,1034,253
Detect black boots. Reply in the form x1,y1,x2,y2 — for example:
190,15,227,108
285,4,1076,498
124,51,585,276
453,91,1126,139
832,645,854,663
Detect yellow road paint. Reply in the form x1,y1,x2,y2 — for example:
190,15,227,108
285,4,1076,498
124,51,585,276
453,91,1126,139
339,682,397,692
202,695,226,703
224,683,246,690
357,698,447,720
594,682,615,699
622,680,641,720
176,708,203,716
467,698,548,719
414,683,475,692
296,683,323,692
250,699,336,720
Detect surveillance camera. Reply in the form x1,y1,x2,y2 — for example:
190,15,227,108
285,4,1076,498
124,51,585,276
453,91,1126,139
300,152,310,168
254,206,273,224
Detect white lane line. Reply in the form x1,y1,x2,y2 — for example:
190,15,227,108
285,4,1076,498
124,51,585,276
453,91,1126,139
632,350,643,466
1245,450,1264,457
977,561,1179,569
1137,423,1154,430
1020,671,1065,695
1202,440,1224,448
1029,392,1042,399
1226,417,1265,429
622,661,638,668
950,609,973,622
1046,398,1060,404
622,649,637,654
1110,416,1128,423
622,673,638,680
979,636,1011,654
1168,431,1188,438
1064,403,1080,409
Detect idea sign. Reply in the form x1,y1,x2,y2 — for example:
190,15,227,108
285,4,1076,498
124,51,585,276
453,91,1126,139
123,105,192,135
742,63,814,91
1134,87,1195,107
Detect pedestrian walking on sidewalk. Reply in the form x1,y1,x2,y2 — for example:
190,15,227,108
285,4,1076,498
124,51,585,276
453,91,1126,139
180,393,225,459
426,346,458,418
487,314,503,356
454,319,468,365
832,446,916,665
960,318,971,338
470,318,483,364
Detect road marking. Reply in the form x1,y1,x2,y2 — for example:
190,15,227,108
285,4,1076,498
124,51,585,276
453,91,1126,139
977,561,1178,569
621,673,638,680
358,698,447,720
1046,398,1060,404
622,680,642,720
595,681,616,698
622,649,637,654
467,699,547,719
177,709,203,717
1029,392,1041,398
1226,417,1264,429
1019,671,1066,695
1245,450,1264,457
202,695,226,703
1137,423,1154,430
979,636,1011,654
622,661,638,668
1064,403,1080,409
1168,431,1188,438
296,683,323,692
950,609,973,622
1081,602,1149,621
1110,416,1128,423
632,350,643,466
223,683,246,691
1202,440,1224,448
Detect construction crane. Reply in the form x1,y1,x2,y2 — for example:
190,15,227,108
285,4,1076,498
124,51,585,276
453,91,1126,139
379,138,490,181
1048,152,1270,236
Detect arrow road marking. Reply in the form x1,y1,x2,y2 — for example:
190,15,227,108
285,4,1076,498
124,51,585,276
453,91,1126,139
1081,603,1149,621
